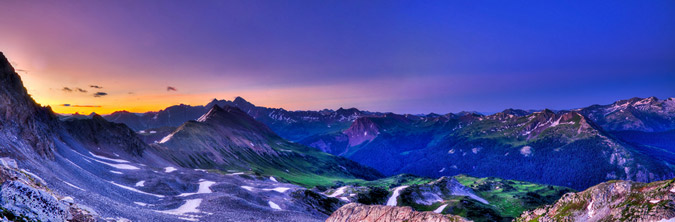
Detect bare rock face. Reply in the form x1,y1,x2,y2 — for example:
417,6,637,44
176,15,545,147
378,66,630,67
0,52,59,160
517,179,675,222
326,203,470,222
0,162,98,222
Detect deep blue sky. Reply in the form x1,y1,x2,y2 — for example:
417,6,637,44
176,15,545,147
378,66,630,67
1,0,674,114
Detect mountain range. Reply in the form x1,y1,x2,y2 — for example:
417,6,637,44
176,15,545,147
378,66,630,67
103,94,675,190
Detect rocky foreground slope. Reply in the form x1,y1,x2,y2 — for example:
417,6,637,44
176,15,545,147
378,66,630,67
517,179,675,222
326,203,470,222
0,160,96,221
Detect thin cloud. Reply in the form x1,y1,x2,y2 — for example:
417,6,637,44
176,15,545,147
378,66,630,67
62,87,73,92
60,104,101,108
90,85,103,89
76,88,88,93
93,92,108,97
167,86,177,91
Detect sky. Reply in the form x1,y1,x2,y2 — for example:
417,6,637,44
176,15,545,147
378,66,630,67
1,1,674,115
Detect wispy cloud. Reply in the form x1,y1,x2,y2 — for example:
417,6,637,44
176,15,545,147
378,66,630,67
93,92,108,97
76,88,88,93
60,104,102,108
90,85,103,89
167,86,177,91
62,87,73,92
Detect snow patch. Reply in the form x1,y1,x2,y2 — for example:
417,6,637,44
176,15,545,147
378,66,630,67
520,146,533,157
63,181,85,191
550,116,561,127
386,186,409,206
262,187,291,193
269,176,278,182
89,157,139,170
89,152,129,163
439,168,446,173
471,147,481,154
328,186,347,197
108,181,165,198
134,202,148,206
241,186,254,191
164,167,177,173
135,180,145,187
155,199,202,220
110,170,123,174
61,196,74,203
178,181,216,197
268,201,281,210
433,204,448,214
587,199,595,217
158,134,173,144
650,199,661,204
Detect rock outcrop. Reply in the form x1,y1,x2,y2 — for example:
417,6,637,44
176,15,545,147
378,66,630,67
326,203,470,222
0,52,59,160
0,160,97,222
400,177,488,206
517,179,675,222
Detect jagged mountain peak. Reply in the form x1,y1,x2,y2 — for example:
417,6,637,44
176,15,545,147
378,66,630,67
232,96,254,107
0,52,59,159
502,108,530,116
1,52,38,109
579,96,675,132
197,105,249,123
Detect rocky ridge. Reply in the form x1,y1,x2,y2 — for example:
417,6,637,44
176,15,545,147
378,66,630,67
517,179,675,222
0,52,60,160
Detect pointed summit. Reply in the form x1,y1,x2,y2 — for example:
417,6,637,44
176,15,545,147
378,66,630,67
233,96,253,106
0,52,59,159
197,104,226,122
0,52,36,109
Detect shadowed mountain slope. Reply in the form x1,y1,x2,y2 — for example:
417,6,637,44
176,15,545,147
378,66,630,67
151,105,383,187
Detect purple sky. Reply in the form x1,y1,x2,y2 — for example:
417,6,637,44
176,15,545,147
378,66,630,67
1,0,674,114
